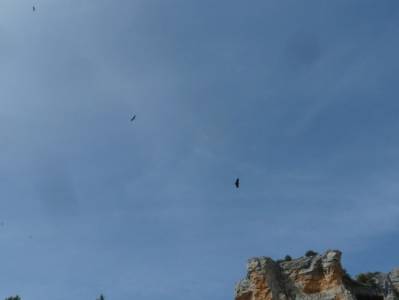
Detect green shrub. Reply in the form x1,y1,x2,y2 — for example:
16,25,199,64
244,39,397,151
284,255,292,261
342,268,352,280
305,250,318,257
356,273,377,286
5,296,21,300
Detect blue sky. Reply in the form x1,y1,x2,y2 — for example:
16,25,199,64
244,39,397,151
1,0,399,299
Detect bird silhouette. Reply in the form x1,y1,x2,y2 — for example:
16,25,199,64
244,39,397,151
235,178,240,188
32,5,36,11
130,114,136,122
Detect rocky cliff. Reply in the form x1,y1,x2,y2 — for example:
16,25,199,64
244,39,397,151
235,250,399,300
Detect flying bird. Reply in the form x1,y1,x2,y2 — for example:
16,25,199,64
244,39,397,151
235,178,240,189
32,5,36,11
130,114,136,122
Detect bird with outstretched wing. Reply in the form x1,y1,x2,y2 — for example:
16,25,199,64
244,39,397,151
235,178,240,188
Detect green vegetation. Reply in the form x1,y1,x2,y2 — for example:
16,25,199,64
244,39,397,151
342,268,353,281
5,296,21,300
284,255,292,261
356,272,379,286
305,250,318,257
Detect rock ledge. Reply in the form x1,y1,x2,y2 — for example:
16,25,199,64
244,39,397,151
235,250,399,300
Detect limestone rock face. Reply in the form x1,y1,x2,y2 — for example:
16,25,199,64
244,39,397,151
390,268,399,294
235,250,398,300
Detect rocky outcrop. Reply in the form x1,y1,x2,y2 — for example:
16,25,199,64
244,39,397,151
390,269,399,296
235,250,399,300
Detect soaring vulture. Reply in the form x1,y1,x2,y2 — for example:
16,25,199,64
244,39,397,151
235,178,240,189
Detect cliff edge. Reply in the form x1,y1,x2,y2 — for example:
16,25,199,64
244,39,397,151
235,250,399,300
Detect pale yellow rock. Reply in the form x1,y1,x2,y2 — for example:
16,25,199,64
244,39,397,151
235,250,398,300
